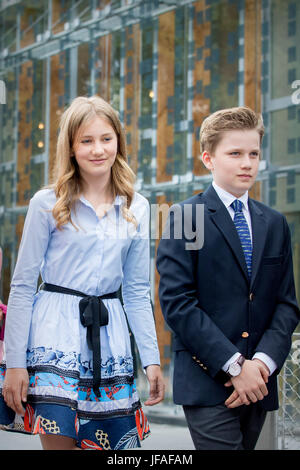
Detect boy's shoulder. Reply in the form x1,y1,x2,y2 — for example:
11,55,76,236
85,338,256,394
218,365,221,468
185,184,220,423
175,193,203,208
249,197,286,222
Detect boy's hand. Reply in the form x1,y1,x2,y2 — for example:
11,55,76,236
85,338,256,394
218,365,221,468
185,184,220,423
224,359,269,408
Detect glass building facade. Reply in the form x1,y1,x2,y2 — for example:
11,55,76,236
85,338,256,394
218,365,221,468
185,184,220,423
0,0,299,412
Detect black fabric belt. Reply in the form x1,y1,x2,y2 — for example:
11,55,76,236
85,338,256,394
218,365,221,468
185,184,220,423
40,282,118,397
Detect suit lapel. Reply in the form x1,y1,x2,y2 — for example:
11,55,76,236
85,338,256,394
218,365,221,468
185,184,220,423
203,186,249,282
248,199,267,288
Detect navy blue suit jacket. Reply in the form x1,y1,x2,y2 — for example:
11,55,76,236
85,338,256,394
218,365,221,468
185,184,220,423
156,185,300,411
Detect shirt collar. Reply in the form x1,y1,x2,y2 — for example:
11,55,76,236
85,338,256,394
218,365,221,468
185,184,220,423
114,195,123,207
79,194,123,208
212,181,249,211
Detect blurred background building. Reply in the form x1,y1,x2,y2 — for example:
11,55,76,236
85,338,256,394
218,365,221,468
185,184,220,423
0,0,299,449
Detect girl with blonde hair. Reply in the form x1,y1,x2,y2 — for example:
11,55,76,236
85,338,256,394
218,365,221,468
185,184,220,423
0,95,164,450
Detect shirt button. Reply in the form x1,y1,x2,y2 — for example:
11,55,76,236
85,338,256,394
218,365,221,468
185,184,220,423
249,293,254,301
242,331,249,338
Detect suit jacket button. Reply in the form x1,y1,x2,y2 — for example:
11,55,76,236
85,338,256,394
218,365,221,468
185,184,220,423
242,331,249,338
249,293,254,301
192,356,196,360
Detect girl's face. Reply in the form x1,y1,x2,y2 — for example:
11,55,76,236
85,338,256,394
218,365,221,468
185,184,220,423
73,116,118,183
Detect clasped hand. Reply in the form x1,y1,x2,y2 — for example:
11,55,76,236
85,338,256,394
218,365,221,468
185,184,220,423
224,359,269,408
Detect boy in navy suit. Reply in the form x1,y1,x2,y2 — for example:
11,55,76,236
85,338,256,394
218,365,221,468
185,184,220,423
156,106,300,450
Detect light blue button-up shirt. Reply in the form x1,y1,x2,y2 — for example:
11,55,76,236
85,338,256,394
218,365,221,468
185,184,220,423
4,188,160,370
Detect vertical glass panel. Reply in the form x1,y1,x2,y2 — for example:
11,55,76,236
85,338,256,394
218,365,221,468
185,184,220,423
0,69,17,164
52,49,71,109
48,49,71,176
0,168,14,209
52,0,73,35
17,60,33,206
140,21,153,129
271,0,300,99
95,35,111,102
173,7,188,176
110,31,121,111
30,161,44,197
31,59,47,158
78,42,90,96
95,0,112,12
139,138,152,185
75,0,93,23
210,0,239,111
0,5,18,54
271,108,300,166
174,131,187,175
111,0,122,9
20,0,48,48
174,6,188,123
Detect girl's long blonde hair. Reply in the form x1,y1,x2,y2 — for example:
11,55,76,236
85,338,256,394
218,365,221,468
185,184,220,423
50,95,136,229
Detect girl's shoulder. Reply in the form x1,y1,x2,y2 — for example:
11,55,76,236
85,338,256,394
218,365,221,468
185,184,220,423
130,191,150,217
30,187,57,210
125,193,150,232
131,191,149,209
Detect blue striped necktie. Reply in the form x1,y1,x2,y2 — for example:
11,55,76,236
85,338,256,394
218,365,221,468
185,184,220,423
231,199,252,278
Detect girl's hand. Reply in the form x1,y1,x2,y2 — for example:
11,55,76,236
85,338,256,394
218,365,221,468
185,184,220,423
2,368,29,416
144,364,165,406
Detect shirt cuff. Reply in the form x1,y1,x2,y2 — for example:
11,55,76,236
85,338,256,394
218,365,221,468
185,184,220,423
222,352,241,372
252,352,277,375
4,351,27,369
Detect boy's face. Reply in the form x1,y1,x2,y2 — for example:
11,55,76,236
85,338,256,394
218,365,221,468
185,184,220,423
202,129,261,198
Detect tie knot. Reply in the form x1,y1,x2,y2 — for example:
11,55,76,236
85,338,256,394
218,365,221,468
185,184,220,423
231,199,243,213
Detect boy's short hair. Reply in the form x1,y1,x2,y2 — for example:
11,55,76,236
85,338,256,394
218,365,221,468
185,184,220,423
200,106,265,154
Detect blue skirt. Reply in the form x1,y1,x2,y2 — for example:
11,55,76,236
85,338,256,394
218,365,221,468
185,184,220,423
0,365,150,450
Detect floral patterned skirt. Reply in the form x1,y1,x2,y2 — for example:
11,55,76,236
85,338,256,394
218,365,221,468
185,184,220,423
0,363,150,450
0,293,151,449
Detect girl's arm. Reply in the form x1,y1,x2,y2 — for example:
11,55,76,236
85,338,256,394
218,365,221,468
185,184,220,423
122,197,164,405
3,191,53,415
5,190,53,368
